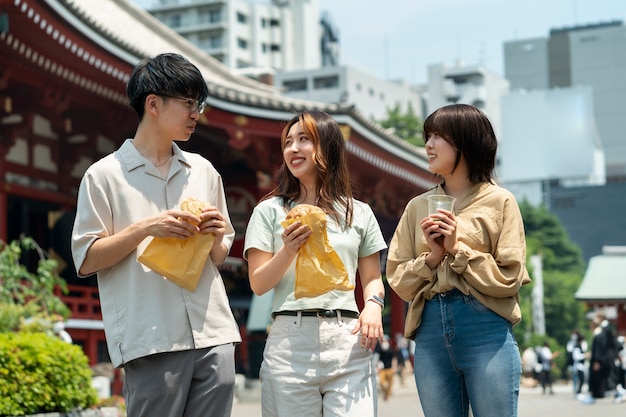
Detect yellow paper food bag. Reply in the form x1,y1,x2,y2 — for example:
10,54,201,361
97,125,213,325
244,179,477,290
138,197,215,292
281,204,352,299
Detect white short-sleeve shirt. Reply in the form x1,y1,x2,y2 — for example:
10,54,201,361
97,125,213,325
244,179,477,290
71,139,241,367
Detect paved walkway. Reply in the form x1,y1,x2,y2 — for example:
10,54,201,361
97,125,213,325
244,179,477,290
232,375,626,417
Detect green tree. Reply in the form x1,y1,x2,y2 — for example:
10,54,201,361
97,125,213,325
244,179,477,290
379,102,423,147
516,201,586,350
520,201,584,274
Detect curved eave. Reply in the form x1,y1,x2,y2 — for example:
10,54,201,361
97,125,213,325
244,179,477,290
204,94,433,189
575,255,626,302
34,0,431,187
575,297,626,303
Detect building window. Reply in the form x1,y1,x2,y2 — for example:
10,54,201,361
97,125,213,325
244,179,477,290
238,38,248,49
261,18,266,28
237,12,247,24
580,35,598,43
262,43,267,53
472,99,485,109
270,44,281,52
314,76,339,89
283,79,308,91
356,83,362,91
168,14,181,27
269,18,280,27
369,88,375,96
553,195,576,209
237,60,251,69
209,9,221,23
380,93,385,100
199,34,222,50
210,35,222,49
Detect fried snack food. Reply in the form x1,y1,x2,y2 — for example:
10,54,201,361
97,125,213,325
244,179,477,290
281,204,351,298
285,203,321,220
138,197,215,292
181,197,205,224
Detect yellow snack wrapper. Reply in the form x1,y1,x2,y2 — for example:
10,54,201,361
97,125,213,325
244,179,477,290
281,204,352,299
138,198,215,292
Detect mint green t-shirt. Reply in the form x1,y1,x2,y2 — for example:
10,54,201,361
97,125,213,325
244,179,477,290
244,197,387,313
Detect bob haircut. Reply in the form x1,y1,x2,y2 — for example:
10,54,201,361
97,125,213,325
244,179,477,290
269,111,353,228
423,104,497,183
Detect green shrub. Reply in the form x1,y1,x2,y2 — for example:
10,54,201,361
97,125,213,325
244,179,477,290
0,332,99,416
0,236,70,320
0,303,39,333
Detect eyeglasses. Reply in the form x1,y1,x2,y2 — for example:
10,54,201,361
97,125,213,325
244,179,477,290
159,94,207,114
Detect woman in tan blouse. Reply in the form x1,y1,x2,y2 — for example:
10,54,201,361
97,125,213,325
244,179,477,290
386,104,531,417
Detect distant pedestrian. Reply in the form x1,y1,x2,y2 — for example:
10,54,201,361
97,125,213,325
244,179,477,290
571,333,588,395
538,342,558,395
394,333,411,385
566,330,588,395
589,314,618,399
521,346,538,387
376,335,396,401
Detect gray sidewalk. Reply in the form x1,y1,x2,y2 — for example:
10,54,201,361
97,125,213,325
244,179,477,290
232,374,626,417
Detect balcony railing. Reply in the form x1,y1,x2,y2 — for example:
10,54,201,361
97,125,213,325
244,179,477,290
56,285,101,320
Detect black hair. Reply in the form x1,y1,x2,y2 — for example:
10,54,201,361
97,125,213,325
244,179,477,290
423,104,497,183
126,53,209,120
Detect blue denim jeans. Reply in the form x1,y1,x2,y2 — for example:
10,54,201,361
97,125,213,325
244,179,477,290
413,289,521,417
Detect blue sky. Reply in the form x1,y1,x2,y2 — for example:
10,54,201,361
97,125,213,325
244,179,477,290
131,0,626,84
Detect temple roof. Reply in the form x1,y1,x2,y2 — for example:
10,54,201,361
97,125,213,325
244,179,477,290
576,254,626,302
54,0,430,173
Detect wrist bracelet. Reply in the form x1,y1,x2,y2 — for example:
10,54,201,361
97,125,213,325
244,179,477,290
366,295,385,309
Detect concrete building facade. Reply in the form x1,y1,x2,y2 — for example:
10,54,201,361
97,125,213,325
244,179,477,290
146,0,338,75
274,65,425,122
425,62,510,139
504,20,626,180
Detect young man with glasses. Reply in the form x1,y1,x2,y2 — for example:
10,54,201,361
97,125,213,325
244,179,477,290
71,53,241,417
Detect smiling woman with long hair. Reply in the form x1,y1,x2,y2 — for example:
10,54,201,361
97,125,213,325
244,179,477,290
245,111,387,417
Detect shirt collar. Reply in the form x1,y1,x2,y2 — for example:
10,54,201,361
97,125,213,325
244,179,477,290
118,139,190,172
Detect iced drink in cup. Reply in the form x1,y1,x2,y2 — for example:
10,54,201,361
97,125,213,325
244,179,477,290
427,195,456,220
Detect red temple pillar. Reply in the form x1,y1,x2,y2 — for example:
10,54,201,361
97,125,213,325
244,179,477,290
390,290,406,341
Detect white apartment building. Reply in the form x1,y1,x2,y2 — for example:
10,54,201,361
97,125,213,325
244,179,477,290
146,0,338,75
425,62,510,140
504,20,626,180
274,65,425,122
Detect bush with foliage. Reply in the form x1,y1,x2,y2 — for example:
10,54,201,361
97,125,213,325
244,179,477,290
0,332,99,415
0,236,101,414
0,236,69,333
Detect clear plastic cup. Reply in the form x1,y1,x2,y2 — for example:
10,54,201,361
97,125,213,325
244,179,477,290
427,195,456,219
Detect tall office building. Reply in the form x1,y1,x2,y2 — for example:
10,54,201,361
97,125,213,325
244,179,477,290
146,0,339,78
504,21,626,180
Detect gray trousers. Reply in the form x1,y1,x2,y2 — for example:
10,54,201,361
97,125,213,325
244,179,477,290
123,343,236,417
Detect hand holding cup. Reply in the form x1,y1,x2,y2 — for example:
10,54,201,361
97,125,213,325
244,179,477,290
427,195,456,219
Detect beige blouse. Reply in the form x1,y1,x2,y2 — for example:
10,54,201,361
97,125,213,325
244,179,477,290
386,182,531,339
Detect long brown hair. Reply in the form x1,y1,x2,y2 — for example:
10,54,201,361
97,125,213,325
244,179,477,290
268,111,354,228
